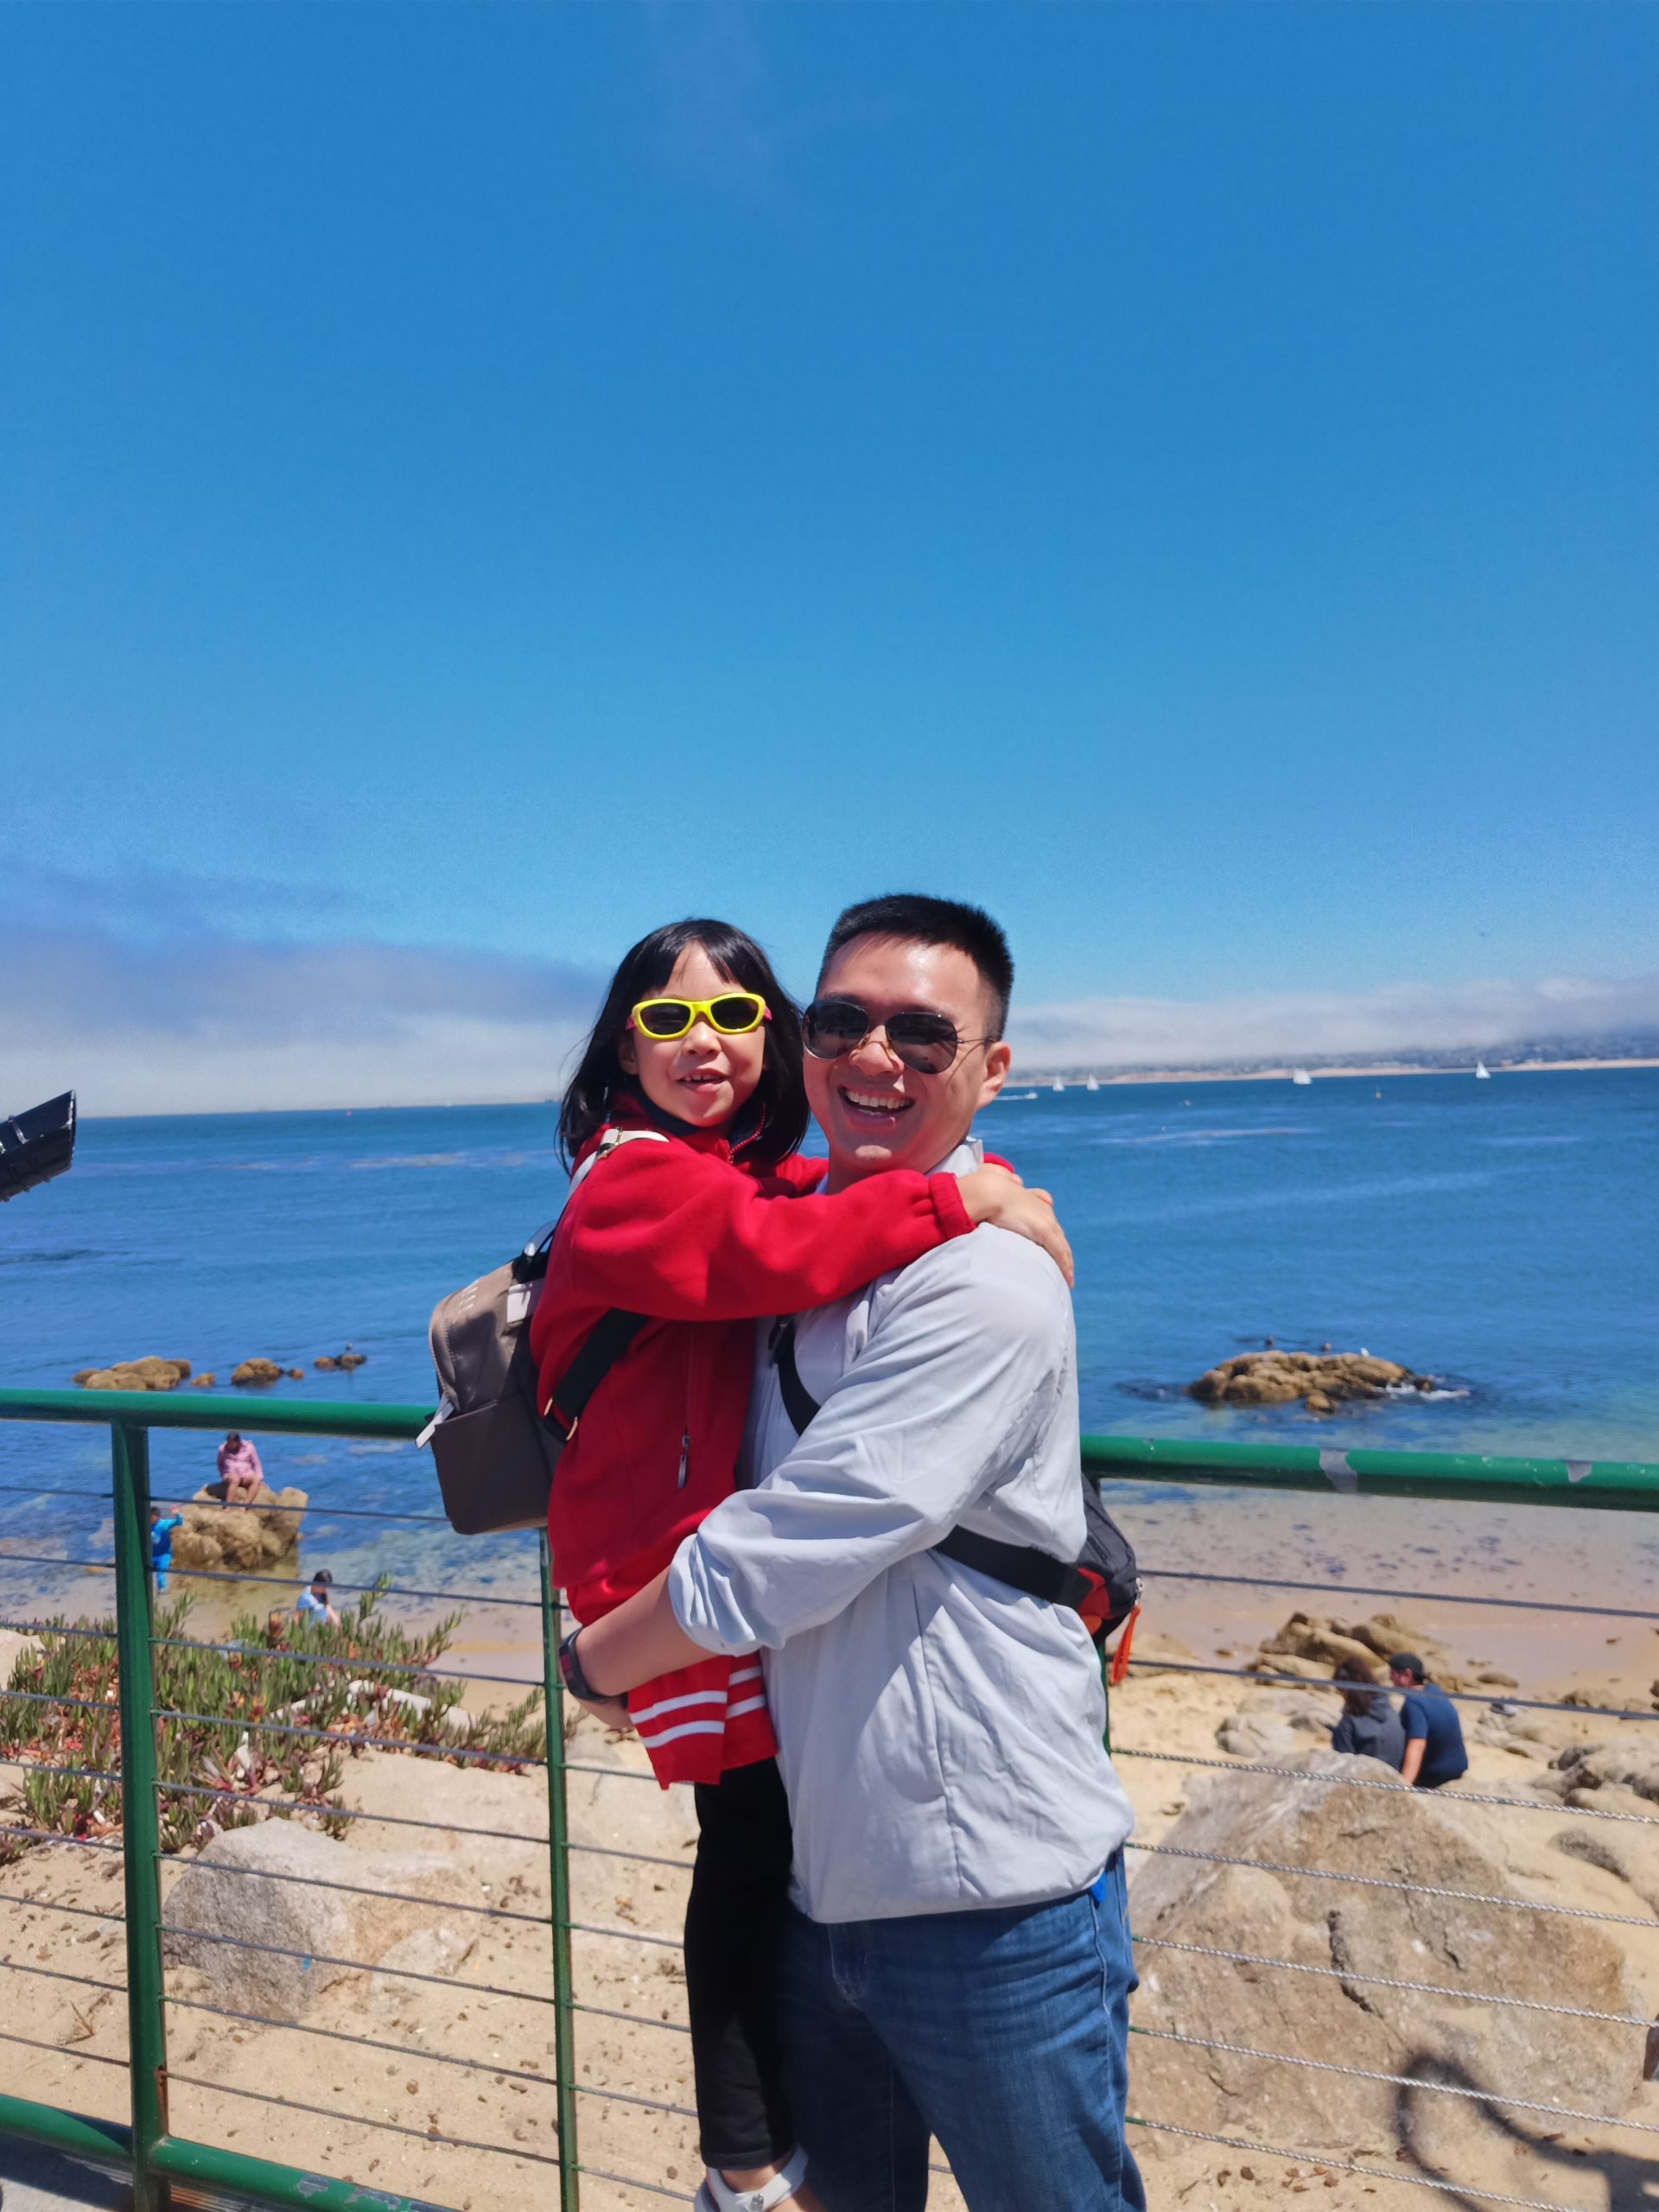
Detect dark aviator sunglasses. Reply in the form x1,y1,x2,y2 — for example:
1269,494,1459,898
802,995,992,1077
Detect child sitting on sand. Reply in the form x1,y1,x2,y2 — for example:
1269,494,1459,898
294,1568,341,1629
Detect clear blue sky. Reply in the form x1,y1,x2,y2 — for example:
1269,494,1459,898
3,3,1656,1108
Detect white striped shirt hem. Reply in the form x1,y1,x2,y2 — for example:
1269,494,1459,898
638,1718,730,1749
630,1687,728,1725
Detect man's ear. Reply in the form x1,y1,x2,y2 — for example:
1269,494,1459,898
976,1039,1013,1109
617,1031,639,1075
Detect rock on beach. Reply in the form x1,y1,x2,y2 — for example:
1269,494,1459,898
164,1818,484,2018
1128,1750,1642,2157
1253,1609,1518,1695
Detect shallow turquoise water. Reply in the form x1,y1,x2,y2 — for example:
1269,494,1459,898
1,1068,1654,1602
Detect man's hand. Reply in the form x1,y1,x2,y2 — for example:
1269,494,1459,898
958,1166,1075,1287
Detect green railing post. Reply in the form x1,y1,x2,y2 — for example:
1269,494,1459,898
539,1534,582,2212
111,1419,170,2212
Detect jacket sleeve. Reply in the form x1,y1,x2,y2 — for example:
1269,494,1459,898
559,1143,972,1322
666,1245,1067,1653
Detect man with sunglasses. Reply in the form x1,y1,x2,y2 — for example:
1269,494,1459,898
575,893,1141,2212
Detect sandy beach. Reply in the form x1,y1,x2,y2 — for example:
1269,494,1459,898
4,1477,1659,2209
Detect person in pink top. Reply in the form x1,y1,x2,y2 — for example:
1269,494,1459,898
217,1431,264,1504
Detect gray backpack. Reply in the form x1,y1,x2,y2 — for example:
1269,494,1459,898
421,1129,667,1535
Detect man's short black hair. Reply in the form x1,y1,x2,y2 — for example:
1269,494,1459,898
1389,1651,1426,1682
819,894,1014,1039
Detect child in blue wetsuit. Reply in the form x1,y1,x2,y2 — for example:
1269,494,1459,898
149,1505,183,1592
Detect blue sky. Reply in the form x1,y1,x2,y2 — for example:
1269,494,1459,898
3,3,1656,1109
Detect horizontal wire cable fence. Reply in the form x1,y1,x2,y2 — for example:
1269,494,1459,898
0,1389,1655,2212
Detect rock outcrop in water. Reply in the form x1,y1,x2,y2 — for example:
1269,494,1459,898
73,1357,193,1391
230,1358,283,1387
1189,1349,1437,1410
168,1484,308,1573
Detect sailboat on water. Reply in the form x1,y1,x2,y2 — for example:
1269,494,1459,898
1291,1069,1313,1087
1084,1075,1099,1092
1475,1061,1491,1080
1051,1076,1065,1093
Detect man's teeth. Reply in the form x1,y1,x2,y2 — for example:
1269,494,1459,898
844,1090,909,1113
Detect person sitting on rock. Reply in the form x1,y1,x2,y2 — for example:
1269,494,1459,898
150,1503,184,1592
1329,1656,1406,1770
1389,1650,1469,1789
295,1568,341,1629
217,1430,265,1505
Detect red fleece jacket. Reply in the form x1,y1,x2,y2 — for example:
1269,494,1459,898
530,1108,974,1783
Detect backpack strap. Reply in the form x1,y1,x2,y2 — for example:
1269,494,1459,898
543,1307,648,1441
931,1527,1097,1611
767,1319,1100,1612
767,1318,825,1437
567,1125,671,1195
539,1132,671,1437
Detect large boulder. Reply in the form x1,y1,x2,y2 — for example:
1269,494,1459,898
169,1485,307,1572
164,1817,485,2018
1128,1751,1641,2161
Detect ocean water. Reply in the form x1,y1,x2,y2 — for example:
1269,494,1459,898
1,1069,1655,1611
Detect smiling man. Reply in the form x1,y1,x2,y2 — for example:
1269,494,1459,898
575,893,1141,2211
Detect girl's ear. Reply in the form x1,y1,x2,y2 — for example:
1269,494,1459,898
617,1029,639,1075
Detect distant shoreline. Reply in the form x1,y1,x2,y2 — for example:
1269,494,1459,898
1013,1057,1659,1088
70,1056,1659,1119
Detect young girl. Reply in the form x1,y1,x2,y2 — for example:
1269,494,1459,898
531,917,1067,2212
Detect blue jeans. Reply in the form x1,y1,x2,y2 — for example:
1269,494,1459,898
779,1852,1145,2212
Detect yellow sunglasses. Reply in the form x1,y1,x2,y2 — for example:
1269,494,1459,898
628,992,772,1041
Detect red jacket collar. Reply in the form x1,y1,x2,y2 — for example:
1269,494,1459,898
573,1090,768,1172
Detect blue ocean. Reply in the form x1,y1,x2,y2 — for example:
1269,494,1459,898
2,1069,1655,1611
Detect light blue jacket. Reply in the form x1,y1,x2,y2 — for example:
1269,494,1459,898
669,1139,1134,1924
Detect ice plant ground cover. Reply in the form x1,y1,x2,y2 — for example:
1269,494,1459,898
0,1589,550,1859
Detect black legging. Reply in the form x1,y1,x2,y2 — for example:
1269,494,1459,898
684,1756,797,2169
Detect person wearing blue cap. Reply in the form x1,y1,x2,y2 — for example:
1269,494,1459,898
1390,1652,1469,1788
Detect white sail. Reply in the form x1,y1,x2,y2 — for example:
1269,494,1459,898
1475,1061,1491,1079
1085,1074,1099,1091
1051,1076,1065,1092
1292,1069,1312,1086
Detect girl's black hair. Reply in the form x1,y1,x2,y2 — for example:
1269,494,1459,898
557,918,808,1169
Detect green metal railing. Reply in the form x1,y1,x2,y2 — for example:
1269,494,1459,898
0,1387,1656,2212
0,1388,566,2212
